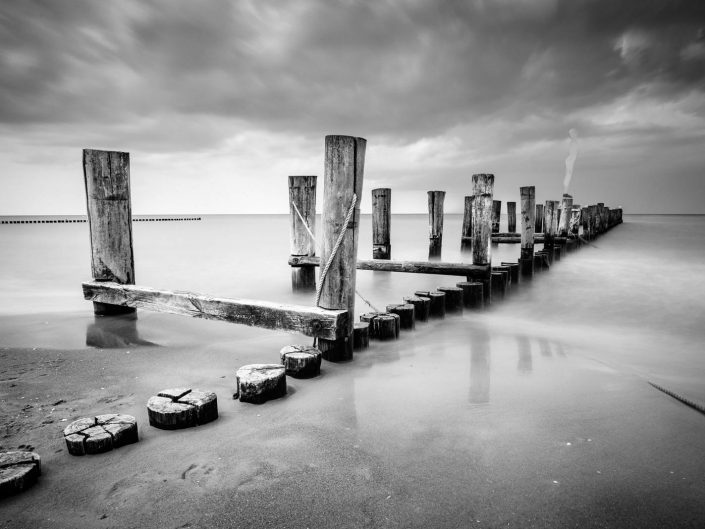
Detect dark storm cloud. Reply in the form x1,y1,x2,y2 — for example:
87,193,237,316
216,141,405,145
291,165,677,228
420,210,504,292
1,0,704,148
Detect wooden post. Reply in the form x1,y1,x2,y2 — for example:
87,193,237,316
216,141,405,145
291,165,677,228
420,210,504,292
461,196,473,251
535,204,544,233
372,188,391,259
581,206,589,238
543,200,559,264
589,205,597,239
507,201,516,233
428,190,445,259
289,175,317,291
83,149,135,316
570,205,581,238
472,174,493,304
597,203,605,234
491,200,501,233
519,186,535,277
604,206,611,231
558,194,573,237
317,135,366,362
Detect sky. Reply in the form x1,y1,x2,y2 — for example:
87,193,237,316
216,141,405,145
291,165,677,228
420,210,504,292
1,0,704,215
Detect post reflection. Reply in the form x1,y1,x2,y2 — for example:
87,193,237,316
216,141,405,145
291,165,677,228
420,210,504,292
517,335,532,374
469,327,491,404
86,314,157,348
538,338,552,357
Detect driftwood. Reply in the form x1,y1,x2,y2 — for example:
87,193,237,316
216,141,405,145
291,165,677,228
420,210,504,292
82,281,347,340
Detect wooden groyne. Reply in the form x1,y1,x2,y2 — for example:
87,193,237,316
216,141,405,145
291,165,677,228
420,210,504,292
1,216,201,224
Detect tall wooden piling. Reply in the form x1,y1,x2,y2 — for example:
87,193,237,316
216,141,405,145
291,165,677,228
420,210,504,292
428,190,445,259
317,135,366,362
543,200,559,264
558,194,573,237
289,175,317,291
491,200,501,233
581,206,589,238
570,206,581,238
472,174,494,304
372,188,391,259
507,201,517,233
519,186,535,277
461,196,473,250
83,149,135,315
535,204,544,233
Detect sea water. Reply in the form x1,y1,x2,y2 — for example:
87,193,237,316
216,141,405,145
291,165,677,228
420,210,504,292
1,214,704,403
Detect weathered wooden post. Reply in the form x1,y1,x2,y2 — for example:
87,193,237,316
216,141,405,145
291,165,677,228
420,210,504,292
428,190,445,259
604,206,611,231
581,206,589,239
372,188,391,259
491,200,501,233
461,196,473,251
588,205,597,239
543,200,559,264
317,135,366,362
597,203,605,234
535,204,544,233
472,174,494,304
289,175,317,291
83,149,135,315
519,186,535,277
507,201,517,233
570,205,581,242
558,194,573,237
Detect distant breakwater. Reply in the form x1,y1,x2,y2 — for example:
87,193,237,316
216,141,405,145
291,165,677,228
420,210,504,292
1,216,201,224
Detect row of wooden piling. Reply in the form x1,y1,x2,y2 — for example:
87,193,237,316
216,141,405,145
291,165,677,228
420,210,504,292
0,217,201,224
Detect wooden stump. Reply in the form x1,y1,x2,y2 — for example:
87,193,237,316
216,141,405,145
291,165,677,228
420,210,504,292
353,322,370,349
386,304,415,330
0,451,41,497
64,414,138,455
492,266,511,288
148,389,218,429
456,281,483,309
501,262,520,284
403,296,430,322
437,286,463,313
280,345,322,378
373,314,399,340
360,312,385,339
235,365,287,404
415,290,446,318
491,272,506,300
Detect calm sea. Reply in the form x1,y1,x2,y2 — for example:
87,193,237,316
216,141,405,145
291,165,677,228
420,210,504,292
1,214,704,403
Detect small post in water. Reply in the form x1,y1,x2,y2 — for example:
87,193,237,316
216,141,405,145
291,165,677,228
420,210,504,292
428,190,445,259
317,135,366,362
371,188,391,259
519,186,535,277
472,174,494,304
507,201,517,233
535,204,544,233
461,196,473,251
492,200,501,234
289,175,317,291
83,149,136,315
543,200,559,264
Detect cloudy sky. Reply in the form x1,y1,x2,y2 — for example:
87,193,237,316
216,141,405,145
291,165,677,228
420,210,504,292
1,0,704,215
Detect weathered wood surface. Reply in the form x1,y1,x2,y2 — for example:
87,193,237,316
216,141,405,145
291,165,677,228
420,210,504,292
147,389,218,429
461,196,473,240
491,200,501,233
437,286,463,313
318,135,366,361
280,345,322,378
64,414,138,455
500,262,520,284
535,203,544,233
373,314,399,340
372,188,391,259
353,322,370,349
471,174,493,304
83,281,347,340
289,256,490,279
83,149,136,315
387,304,415,330
289,175,317,291
428,190,445,259
558,194,573,237
520,186,535,277
543,200,559,263
403,295,430,321
456,281,483,309
0,451,41,497
570,205,581,237
507,201,516,232
235,364,287,404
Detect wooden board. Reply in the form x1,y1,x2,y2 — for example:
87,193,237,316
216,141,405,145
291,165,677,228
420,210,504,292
82,281,347,340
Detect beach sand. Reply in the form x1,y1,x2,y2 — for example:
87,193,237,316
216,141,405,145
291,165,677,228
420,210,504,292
1,312,704,528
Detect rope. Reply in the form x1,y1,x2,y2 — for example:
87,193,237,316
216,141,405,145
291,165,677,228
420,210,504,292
291,201,316,243
648,381,705,416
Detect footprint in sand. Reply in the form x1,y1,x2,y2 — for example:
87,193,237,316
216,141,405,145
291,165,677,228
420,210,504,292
181,463,216,486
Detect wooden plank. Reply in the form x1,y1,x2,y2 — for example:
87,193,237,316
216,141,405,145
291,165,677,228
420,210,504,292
288,256,489,279
82,281,348,340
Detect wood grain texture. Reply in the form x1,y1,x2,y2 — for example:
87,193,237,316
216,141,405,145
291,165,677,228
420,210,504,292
235,364,286,404
372,188,391,259
289,175,317,256
0,451,41,497
461,196,473,239
428,190,445,240
82,281,347,340
558,194,573,237
520,186,535,254
491,200,501,233
535,204,544,233
507,202,517,233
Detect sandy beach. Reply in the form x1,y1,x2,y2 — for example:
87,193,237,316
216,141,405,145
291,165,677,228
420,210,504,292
2,305,704,528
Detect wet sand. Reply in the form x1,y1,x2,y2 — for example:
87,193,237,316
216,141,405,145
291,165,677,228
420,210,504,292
1,310,704,528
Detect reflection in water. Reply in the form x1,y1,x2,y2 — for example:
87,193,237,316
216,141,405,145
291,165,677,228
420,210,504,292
428,239,442,260
553,341,567,357
517,335,532,374
86,314,158,348
469,327,491,404
538,338,552,357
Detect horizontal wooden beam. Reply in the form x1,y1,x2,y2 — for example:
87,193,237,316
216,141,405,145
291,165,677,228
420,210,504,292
82,281,347,340
490,234,570,244
288,256,490,279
